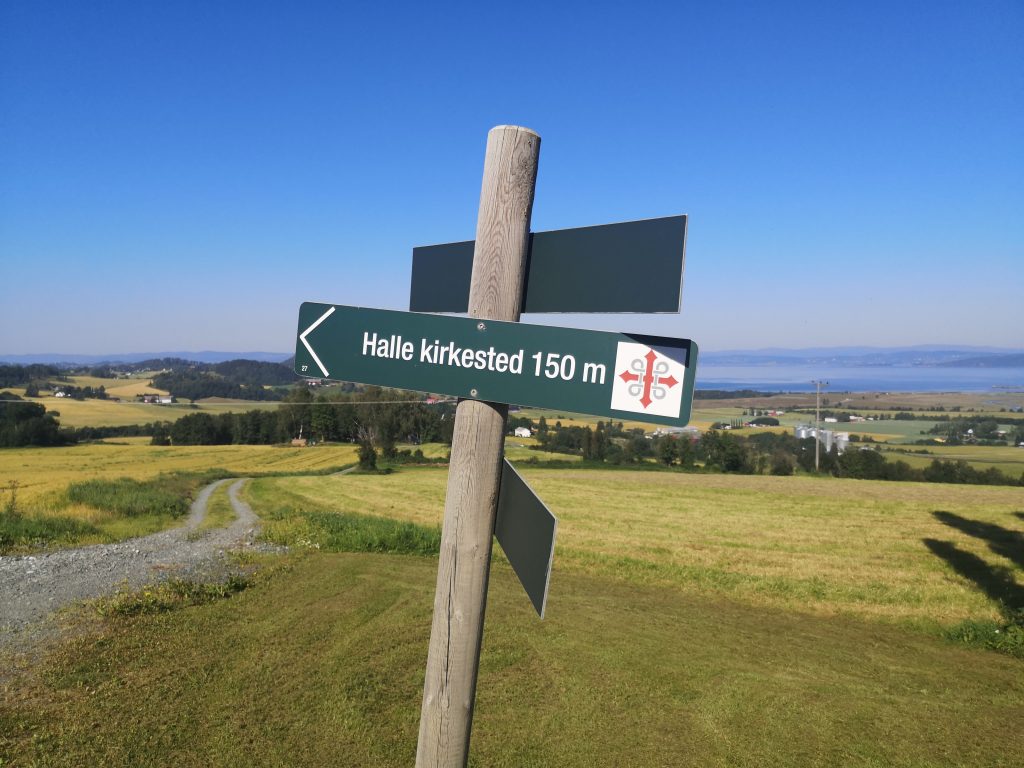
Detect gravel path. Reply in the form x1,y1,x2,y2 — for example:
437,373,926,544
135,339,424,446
0,478,262,645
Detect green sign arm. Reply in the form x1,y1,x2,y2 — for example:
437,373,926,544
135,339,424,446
410,215,687,314
295,302,698,428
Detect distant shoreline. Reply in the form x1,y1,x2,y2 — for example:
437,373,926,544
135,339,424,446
696,364,1024,394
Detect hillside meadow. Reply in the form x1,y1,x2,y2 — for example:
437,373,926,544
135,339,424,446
46,396,279,428
250,467,1023,627
2,464,1023,766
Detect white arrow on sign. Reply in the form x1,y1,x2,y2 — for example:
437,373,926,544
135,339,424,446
299,305,335,377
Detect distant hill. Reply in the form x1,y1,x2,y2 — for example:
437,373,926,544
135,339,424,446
700,346,1024,367
937,353,1024,368
0,351,291,366
150,359,298,401
1,357,299,402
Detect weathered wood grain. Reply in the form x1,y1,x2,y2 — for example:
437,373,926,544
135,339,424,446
416,125,540,767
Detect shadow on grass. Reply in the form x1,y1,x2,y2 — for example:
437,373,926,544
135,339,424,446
932,510,1024,569
923,526,1024,658
925,508,1024,620
922,539,1024,617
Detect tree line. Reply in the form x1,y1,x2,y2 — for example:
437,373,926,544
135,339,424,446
149,359,299,402
0,364,64,388
153,386,456,456
516,417,1023,487
0,398,68,447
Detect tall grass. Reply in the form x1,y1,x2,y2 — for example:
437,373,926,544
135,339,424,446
0,512,99,553
0,470,231,553
65,478,190,518
65,470,231,518
261,505,441,555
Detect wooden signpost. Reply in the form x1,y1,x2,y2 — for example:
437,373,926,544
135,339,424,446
293,125,695,767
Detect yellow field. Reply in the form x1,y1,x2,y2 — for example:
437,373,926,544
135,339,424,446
0,442,359,506
514,408,654,432
249,467,1023,626
881,444,1024,474
10,388,281,428
103,380,166,398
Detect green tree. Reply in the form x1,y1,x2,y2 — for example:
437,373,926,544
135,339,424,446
581,427,595,460
769,450,794,476
657,436,678,466
311,397,339,442
592,422,608,461
278,385,314,440
150,422,170,446
358,441,378,470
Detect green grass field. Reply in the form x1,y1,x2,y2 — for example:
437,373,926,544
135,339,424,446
879,443,1024,474
3,464,1023,765
2,404,1023,764
3,551,1022,767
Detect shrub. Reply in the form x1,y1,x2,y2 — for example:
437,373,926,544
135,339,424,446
0,512,99,553
262,507,440,556
66,478,189,518
97,576,250,617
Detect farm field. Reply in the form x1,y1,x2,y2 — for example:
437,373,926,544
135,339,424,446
2,467,1022,766
0,442,585,557
249,468,1023,626
59,374,168,399
880,443,1024,474
7,388,282,428
0,443,360,507
706,390,1024,419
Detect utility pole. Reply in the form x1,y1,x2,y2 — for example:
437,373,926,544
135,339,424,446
812,379,828,472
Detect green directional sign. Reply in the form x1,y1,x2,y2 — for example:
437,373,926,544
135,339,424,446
495,459,556,619
409,215,687,314
295,302,698,427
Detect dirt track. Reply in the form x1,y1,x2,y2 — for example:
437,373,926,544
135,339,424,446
0,478,261,648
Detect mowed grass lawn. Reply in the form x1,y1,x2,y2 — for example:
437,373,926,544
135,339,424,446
4,551,1022,767
3,465,1023,765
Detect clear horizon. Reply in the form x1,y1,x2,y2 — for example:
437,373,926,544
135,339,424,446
1,2,1021,355
3,343,1023,364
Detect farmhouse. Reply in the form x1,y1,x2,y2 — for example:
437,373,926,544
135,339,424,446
140,395,176,404
513,426,532,438
649,425,700,440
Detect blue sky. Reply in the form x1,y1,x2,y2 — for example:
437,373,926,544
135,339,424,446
1,1,1021,355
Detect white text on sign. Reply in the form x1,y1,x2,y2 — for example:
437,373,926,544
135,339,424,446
360,331,685,417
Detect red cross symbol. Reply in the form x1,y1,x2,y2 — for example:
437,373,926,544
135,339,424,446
618,349,679,408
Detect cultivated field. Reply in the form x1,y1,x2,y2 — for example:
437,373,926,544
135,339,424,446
2,386,1023,764
2,464,1022,766
0,443,360,507
7,386,283,428
881,443,1024,474
249,468,1023,626
704,389,1024,418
